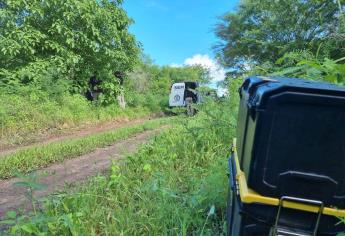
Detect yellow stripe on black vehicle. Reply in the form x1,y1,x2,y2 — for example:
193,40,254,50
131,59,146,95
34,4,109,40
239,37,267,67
232,138,345,218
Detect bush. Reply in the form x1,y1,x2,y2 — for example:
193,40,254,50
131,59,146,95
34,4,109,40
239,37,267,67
0,85,150,147
125,89,168,113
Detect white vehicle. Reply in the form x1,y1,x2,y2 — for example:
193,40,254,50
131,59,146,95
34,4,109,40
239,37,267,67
169,81,201,107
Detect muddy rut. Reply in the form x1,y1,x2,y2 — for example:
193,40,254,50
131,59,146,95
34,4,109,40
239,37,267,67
0,129,160,217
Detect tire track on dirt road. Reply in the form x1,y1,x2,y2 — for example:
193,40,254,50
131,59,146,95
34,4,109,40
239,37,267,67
0,115,163,158
0,128,163,217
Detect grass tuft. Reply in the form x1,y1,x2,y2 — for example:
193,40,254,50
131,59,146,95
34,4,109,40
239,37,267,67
0,117,173,179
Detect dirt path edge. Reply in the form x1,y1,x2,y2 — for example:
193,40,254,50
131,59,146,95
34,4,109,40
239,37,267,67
0,128,162,217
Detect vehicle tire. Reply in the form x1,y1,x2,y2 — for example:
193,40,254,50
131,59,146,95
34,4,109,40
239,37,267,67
185,97,194,116
227,189,235,236
186,103,194,116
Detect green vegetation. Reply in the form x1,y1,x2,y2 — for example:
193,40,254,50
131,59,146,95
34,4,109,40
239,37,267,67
0,117,172,179
1,0,142,144
2,81,241,235
1,0,345,234
0,90,150,147
217,1,345,86
0,0,139,103
252,50,345,85
0,1,208,147
0,62,206,147
215,0,344,68
125,56,208,113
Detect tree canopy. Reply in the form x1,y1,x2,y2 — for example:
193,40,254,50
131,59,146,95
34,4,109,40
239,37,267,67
215,0,345,69
127,55,209,96
0,0,140,99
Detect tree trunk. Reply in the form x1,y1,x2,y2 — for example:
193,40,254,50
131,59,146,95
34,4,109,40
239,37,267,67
117,89,126,108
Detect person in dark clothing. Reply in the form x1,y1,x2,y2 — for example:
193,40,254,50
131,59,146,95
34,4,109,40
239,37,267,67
86,74,102,101
114,71,125,85
85,71,125,102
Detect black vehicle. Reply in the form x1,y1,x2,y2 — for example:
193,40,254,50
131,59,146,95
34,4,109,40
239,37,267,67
227,76,345,236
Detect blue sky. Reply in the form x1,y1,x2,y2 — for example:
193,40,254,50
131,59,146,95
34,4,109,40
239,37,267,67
123,0,238,66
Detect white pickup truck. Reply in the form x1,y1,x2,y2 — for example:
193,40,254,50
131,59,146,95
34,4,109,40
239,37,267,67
169,81,201,107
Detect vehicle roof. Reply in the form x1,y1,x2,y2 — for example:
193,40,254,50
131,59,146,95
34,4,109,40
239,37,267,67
172,81,199,85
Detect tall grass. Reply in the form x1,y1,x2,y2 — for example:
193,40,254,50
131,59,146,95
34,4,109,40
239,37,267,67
0,92,151,148
2,79,241,235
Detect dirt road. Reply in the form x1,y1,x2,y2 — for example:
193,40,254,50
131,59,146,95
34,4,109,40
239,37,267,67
0,117,157,158
0,129,160,217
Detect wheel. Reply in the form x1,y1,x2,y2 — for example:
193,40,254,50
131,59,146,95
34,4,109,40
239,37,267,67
226,188,233,236
186,103,195,116
227,189,237,236
185,97,195,116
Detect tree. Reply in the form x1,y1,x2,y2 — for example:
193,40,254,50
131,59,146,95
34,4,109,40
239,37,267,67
0,0,140,103
124,55,210,110
158,65,209,83
215,0,344,69
127,56,209,97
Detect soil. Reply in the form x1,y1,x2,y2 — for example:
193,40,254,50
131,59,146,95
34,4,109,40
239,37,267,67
0,116,157,158
0,129,162,217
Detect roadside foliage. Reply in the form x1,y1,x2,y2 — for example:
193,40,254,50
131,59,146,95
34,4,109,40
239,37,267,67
0,0,139,100
3,81,241,235
1,0,345,235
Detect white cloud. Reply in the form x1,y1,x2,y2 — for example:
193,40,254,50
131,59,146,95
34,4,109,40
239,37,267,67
170,54,227,96
169,63,182,68
217,87,229,97
208,81,229,97
169,54,228,96
183,54,226,82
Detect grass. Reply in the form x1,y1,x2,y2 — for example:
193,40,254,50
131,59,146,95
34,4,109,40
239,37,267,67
0,92,152,148
2,80,241,235
2,94,238,235
0,117,173,179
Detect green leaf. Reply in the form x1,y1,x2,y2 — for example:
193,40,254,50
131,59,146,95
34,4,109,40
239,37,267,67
5,210,17,219
20,224,39,234
297,60,321,69
143,163,152,172
0,219,16,225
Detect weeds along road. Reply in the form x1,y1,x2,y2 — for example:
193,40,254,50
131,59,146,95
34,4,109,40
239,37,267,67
0,118,169,217
0,116,161,158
